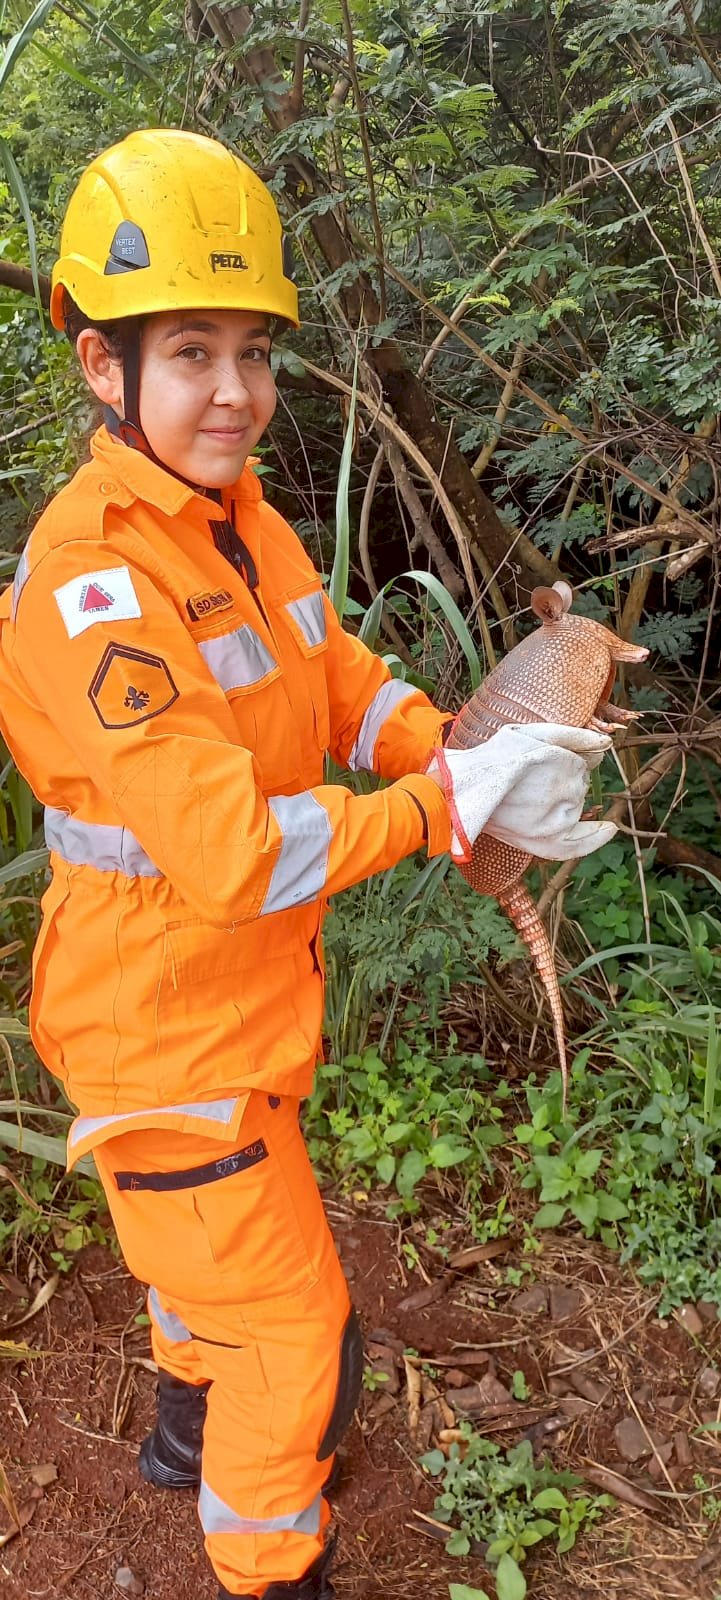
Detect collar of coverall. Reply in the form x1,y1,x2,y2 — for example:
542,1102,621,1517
96,411,263,518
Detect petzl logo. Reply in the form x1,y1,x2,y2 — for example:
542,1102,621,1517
209,251,248,272
80,581,114,614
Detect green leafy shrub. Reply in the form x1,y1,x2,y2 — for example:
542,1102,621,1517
323,853,519,1062
304,1040,506,1211
423,1428,612,1599
514,889,721,1312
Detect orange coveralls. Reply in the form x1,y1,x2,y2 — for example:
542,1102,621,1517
0,428,452,1593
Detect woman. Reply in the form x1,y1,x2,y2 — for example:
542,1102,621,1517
0,127,613,1598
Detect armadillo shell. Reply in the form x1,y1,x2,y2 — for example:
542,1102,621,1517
457,833,531,896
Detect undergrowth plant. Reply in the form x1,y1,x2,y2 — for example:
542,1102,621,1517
514,884,721,1312
304,1039,506,1214
423,1428,612,1600
322,852,519,1062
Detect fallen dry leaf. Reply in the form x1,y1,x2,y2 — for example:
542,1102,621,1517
449,1240,512,1270
586,1464,665,1516
0,1497,38,1549
3,1273,59,1330
403,1353,423,1436
397,1277,453,1313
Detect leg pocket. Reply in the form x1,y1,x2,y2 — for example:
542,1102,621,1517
190,1095,331,1308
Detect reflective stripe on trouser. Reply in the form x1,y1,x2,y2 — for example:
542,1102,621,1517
93,1092,352,1596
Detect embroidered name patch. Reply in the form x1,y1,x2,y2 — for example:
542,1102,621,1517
89,642,179,729
186,587,234,622
54,566,141,639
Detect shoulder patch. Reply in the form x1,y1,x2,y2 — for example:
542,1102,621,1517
54,566,141,638
186,587,234,622
89,642,179,729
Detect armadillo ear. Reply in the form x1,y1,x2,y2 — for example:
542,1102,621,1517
531,586,565,622
552,580,574,612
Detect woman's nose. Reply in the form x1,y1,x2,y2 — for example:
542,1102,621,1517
211,361,253,407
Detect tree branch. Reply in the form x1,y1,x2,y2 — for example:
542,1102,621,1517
0,261,50,306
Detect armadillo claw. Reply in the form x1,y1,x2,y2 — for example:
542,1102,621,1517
588,715,616,734
595,701,641,725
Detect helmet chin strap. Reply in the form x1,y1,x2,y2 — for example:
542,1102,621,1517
104,319,222,502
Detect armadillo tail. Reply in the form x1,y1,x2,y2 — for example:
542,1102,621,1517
497,882,568,1116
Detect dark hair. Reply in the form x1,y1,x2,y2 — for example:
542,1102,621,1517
62,290,133,362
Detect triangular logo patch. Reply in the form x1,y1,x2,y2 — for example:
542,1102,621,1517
81,582,113,613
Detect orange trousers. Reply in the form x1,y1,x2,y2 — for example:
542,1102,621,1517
94,1093,354,1596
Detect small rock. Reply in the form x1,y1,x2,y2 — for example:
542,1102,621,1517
368,1328,405,1355
29,1463,57,1488
369,1354,399,1395
548,1375,567,1397
510,1285,548,1316
632,1383,653,1406
450,1374,513,1417
445,1368,473,1389
657,1394,683,1413
676,1303,703,1338
549,1285,583,1321
114,1569,145,1597
648,1442,674,1481
673,1431,692,1469
615,1416,653,1463
559,1395,593,1418
697,1300,721,1324
698,1366,720,1398
568,1371,611,1406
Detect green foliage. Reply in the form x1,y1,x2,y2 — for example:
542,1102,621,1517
304,1039,505,1211
514,889,721,1312
0,1156,108,1270
322,852,519,1062
423,1428,612,1593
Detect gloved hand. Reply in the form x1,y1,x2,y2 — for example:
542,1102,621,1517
426,722,617,864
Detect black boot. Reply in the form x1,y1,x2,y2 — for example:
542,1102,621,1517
138,1370,209,1490
139,1373,342,1500
217,1534,336,1599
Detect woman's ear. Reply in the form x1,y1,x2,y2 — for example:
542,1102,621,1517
76,329,124,411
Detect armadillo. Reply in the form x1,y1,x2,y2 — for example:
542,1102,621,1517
447,580,649,1106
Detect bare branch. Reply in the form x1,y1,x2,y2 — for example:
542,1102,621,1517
290,0,310,115
0,261,50,306
338,0,387,318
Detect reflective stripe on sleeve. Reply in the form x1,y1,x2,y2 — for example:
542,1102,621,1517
285,591,326,649
347,679,418,772
67,1097,242,1158
199,626,276,691
44,808,161,877
261,792,332,916
10,546,30,621
148,1286,193,1345
199,1480,322,1537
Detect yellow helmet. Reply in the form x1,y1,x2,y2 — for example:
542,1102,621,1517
50,127,299,330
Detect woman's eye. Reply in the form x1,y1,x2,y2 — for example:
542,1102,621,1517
177,345,207,362
243,345,270,363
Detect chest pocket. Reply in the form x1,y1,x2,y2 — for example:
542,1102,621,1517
281,587,330,755
198,626,280,695
198,624,296,790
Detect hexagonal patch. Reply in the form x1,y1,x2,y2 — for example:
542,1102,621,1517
89,643,179,729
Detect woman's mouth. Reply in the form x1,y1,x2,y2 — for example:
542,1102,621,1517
200,425,249,441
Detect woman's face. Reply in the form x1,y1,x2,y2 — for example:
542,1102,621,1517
136,308,277,486
78,306,277,488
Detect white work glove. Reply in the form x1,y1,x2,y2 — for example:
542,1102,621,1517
426,722,617,865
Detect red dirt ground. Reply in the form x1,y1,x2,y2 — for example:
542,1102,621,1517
1,1194,720,1600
